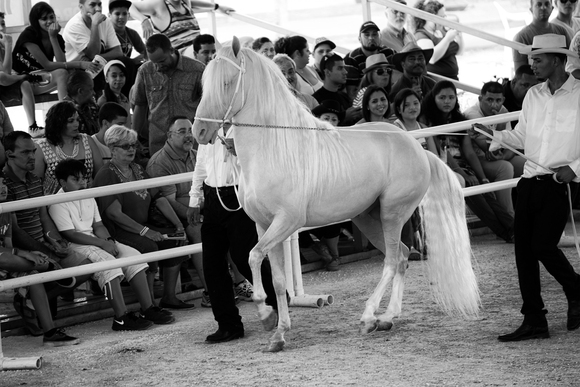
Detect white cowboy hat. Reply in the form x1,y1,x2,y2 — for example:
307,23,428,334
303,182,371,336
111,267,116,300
519,33,578,58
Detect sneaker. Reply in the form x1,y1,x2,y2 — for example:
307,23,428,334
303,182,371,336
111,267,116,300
234,280,253,302
201,291,212,308
28,123,45,138
326,256,340,272
141,305,175,325
311,241,333,262
408,247,424,261
112,312,153,331
43,328,80,347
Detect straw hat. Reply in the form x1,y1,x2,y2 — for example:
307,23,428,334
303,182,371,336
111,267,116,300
362,53,394,74
519,34,578,58
391,42,435,72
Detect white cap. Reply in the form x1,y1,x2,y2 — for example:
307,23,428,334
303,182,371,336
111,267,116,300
103,60,126,76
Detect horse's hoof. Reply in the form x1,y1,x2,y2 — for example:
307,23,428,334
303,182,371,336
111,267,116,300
264,340,285,353
376,320,394,331
262,310,278,331
359,320,378,334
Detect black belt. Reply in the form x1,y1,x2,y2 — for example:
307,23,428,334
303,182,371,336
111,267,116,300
204,183,238,196
534,174,554,181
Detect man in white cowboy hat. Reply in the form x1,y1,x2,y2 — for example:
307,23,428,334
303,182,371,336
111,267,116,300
388,42,435,101
380,0,416,52
512,0,570,71
476,34,580,342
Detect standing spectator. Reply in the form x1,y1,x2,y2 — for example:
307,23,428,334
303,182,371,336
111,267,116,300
192,34,216,65
344,21,395,101
389,42,435,101
12,2,98,101
413,0,462,80
476,34,580,341
108,0,147,96
351,53,394,109
308,37,336,81
512,0,570,71
133,34,204,157
551,0,580,40
93,102,129,163
64,71,100,136
33,101,103,195
0,12,44,137
275,36,322,95
252,37,275,60
129,0,234,53
187,127,279,343
381,0,416,52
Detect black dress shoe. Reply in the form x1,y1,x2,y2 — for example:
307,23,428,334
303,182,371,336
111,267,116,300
567,300,580,330
498,323,549,342
206,327,244,343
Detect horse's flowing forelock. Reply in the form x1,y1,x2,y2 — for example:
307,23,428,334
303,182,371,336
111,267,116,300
204,46,352,200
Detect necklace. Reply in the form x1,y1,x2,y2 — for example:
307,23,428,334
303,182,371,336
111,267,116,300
55,138,79,159
111,161,133,180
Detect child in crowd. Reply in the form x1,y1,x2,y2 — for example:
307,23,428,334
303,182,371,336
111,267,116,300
393,88,437,154
0,173,80,346
97,60,132,128
48,159,175,330
92,102,129,164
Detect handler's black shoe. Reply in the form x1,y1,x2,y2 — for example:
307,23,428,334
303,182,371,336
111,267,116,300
498,323,549,342
206,326,244,343
567,300,580,330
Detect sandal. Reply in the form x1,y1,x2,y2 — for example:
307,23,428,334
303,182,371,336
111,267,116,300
13,293,44,336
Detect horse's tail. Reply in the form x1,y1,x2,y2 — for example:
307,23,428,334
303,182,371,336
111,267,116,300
420,151,480,318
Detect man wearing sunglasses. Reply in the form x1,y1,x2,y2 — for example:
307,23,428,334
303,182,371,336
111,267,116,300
550,0,580,41
512,0,570,71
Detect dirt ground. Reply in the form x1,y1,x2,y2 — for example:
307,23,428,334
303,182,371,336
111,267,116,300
2,233,580,387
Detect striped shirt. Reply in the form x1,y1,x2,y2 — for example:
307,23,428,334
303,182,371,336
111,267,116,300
3,165,45,242
152,0,200,52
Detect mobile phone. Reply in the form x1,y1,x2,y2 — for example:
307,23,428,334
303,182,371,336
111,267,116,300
163,232,186,241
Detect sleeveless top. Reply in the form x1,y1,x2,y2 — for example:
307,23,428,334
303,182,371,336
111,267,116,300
415,28,459,80
36,134,95,195
153,0,200,52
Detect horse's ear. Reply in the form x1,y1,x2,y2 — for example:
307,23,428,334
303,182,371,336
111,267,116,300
232,36,241,58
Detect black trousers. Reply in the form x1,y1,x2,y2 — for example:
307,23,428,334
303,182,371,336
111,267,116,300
201,183,277,330
514,177,580,325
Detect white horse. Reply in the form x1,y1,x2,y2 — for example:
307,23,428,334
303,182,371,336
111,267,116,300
193,38,479,352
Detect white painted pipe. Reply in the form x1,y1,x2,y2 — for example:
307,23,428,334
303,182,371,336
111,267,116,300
464,178,519,197
289,295,325,308
0,357,42,370
324,295,335,306
408,112,520,139
290,232,304,297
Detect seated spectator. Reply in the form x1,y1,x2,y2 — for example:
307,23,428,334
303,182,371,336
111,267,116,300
381,0,416,52
0,12,44,138
0,173,80,346
64,71,101,136
275,36,323,95
272,53,318,110
421,81,514,243
108,0,147,95
512,0,570,71
502,64,538,115
49,158,174,328
93,125,194,309
358,84,391,123
550,0,580,41
0,100,13,169
33,101,103,195
12,2,99,102
389,42,435,101
311,99,345,127
146,117,210,308
313,53,360,124
252,37,275,60
352,53,394,109
308,37,336,81
413,0,462,80
392,88,436,153
344,21,395,101
464,81,522,216
96,60,132,128
192,34,216,65
93,102,129,163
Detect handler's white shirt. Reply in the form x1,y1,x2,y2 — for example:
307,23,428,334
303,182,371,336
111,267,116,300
188,128,240,207
491,75,580,182
62,12,120,62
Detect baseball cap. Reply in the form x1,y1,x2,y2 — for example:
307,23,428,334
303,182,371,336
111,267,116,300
314,37,336,51
360,21,379,34
109,0,132,12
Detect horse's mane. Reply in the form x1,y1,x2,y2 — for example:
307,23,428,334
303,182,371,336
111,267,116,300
202,45,352,200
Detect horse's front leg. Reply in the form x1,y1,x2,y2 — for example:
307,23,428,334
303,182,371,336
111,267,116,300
376,242,409,331
249,225,276,332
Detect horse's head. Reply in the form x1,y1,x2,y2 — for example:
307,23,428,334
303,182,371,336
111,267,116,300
193,36,245,145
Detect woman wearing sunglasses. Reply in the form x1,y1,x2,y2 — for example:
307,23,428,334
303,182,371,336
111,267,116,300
93,125,191,308
352,53,394,109
33,101,103,195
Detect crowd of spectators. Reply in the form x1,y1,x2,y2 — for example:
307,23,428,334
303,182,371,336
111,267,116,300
1,0,579,346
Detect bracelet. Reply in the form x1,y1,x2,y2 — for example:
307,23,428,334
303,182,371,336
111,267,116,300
140,226,149,236
214,3,219,10
12,248,19,256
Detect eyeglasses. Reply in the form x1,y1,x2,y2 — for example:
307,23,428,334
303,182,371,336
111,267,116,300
170,127,193,136
115,142,137,150
375,68,392,76
562,0,578,3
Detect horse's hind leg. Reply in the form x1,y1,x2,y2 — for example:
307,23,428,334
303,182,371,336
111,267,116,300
376,242,408,331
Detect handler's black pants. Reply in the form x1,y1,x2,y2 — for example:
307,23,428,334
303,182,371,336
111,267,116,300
514,177,580,325
201,183,277,331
